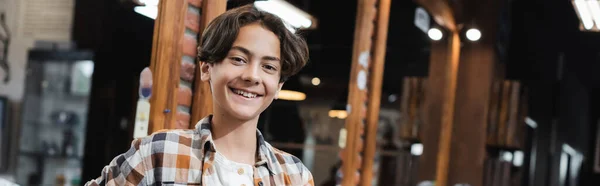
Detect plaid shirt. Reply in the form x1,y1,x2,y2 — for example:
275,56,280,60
85,115,314,186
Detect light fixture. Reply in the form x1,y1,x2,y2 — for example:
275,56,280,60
427,28,443,41
587,1,600,28
328,110,347,119
465,28,481,41
411,143,423,156
513,150,524,167
501,151,513,162
525,116,538,129
573,0,595,30
254,0,317,33
277,90,306,101
311,77,321,86
134,6,158,19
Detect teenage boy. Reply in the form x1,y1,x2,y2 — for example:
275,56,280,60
85,4,312,186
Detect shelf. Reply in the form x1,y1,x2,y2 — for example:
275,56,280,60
19,150,82,160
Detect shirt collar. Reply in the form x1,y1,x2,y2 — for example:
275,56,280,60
195,115,275,175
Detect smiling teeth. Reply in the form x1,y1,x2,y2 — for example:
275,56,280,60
234,89,257,98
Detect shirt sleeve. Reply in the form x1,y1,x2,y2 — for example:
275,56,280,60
302,165,315,186
84,138,148,186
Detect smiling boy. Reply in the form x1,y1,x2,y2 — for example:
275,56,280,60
85,4,312,186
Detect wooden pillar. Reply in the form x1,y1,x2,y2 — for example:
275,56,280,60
190,0,226,124
340,0,378,185
148,0,225,133
417,31,461,186
148,0,187,132
446,2,501,185
412,1,459,186
360,0,391,185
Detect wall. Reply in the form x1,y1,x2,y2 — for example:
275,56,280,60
0,0,35,101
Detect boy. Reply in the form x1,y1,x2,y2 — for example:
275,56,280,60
85,4,312,186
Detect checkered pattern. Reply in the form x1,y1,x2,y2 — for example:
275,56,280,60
85,115,314,186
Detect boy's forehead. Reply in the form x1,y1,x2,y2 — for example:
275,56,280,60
231,24,281,57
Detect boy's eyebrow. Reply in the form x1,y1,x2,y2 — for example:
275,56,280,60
231,46,252,56
231,46,280,62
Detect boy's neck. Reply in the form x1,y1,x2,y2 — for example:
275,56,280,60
210,112,259,165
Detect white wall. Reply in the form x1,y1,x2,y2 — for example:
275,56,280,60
0,0,73,101
0,0,35,101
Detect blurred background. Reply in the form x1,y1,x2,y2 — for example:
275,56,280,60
0,0,599,185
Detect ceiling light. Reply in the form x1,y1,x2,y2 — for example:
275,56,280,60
587,0,600,29
311,77,320,86
574,0,595,30
134,6,158,19
277,90,306,101
466,28,481,41
427,28,443,41
254,0,315,32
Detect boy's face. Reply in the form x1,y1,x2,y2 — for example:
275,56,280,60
201,23,284,121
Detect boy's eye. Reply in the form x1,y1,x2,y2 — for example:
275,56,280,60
230,57,246,63
263,64,277,71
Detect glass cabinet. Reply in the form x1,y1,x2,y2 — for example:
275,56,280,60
15,49,94,186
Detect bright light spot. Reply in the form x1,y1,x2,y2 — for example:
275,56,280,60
587,0,600,29
328,110,336,118
466,28,481,41
428,28,443,41
575,0,595,30
277,90,306,101
411,143,423,156
311,77,321,86
502,151,513,162
328,110,348,119
134,6,158,19
76,60,94,78
254,0,312,29
525,117,538,128
560,152,569,185
513,151,524,167
337,111,347,119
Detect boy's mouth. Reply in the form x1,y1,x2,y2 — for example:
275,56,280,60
230,87,263,99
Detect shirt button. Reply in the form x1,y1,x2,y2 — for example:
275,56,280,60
237,168,244,175
241,184,246,186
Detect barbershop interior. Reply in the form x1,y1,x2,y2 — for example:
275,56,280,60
1,0,600,185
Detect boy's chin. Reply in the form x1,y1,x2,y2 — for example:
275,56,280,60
227,108,261,121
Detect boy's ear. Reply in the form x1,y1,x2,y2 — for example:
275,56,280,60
200,61,211,81
274,82,284,100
